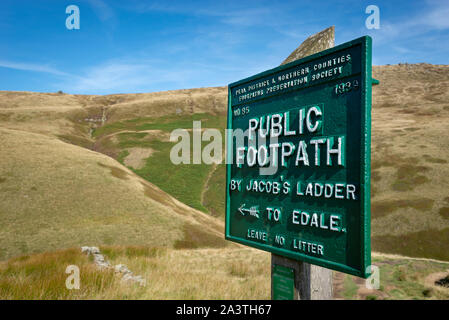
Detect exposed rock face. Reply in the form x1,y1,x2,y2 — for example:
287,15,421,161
280,26,335,65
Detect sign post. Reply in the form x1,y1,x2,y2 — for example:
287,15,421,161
272,264,295,300
225,28,374,299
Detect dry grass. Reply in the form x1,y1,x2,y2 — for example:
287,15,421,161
0,247,270,300
0,248,119,299
1,246,448,300
0,63,448,280
103,246,271,299
0,128,227,260
369,64,449,258
123,147,154,169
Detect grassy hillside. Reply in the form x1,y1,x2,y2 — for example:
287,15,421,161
334,253,449,300
91,112,227,212
0,64,448,300
0,247,270,300
0,64,448,263
1,246,448,300
80,64,449,261
0,127,228,260
370,64,449,260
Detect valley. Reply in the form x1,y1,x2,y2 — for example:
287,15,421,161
0,63,448,299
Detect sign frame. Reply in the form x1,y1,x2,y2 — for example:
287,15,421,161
225,36,372,278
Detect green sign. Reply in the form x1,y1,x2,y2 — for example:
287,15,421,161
272,265,295,300
225,36,373,278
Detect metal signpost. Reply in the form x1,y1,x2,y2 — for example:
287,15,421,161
225,36,374,298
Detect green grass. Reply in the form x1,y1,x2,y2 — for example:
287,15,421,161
94,113,227,213
373,228,449,261
342,275,358,299
377,261,432,299
3,65,449,265
118,132,148,141
57,134,94,150
92,113,226,138
117,133,154,148
0,128,225,261
335,255,449,300
117,150,130,163
203,164,226,217
371,198,435,219
134,139,211,212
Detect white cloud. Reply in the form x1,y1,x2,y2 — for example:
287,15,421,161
368,1,449,45
0,60,71,77
63,58,206,94
197,7,275,27
420,0,449,29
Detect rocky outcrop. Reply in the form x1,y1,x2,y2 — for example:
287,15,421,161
281,26,335,65
81,246,146,287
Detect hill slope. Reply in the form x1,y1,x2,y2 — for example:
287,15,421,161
0,63,448,262
370,64,449,260
0,127,227,260
86,63,449,261
1,246,448,300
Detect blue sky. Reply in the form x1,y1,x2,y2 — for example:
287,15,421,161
0,0,448,94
